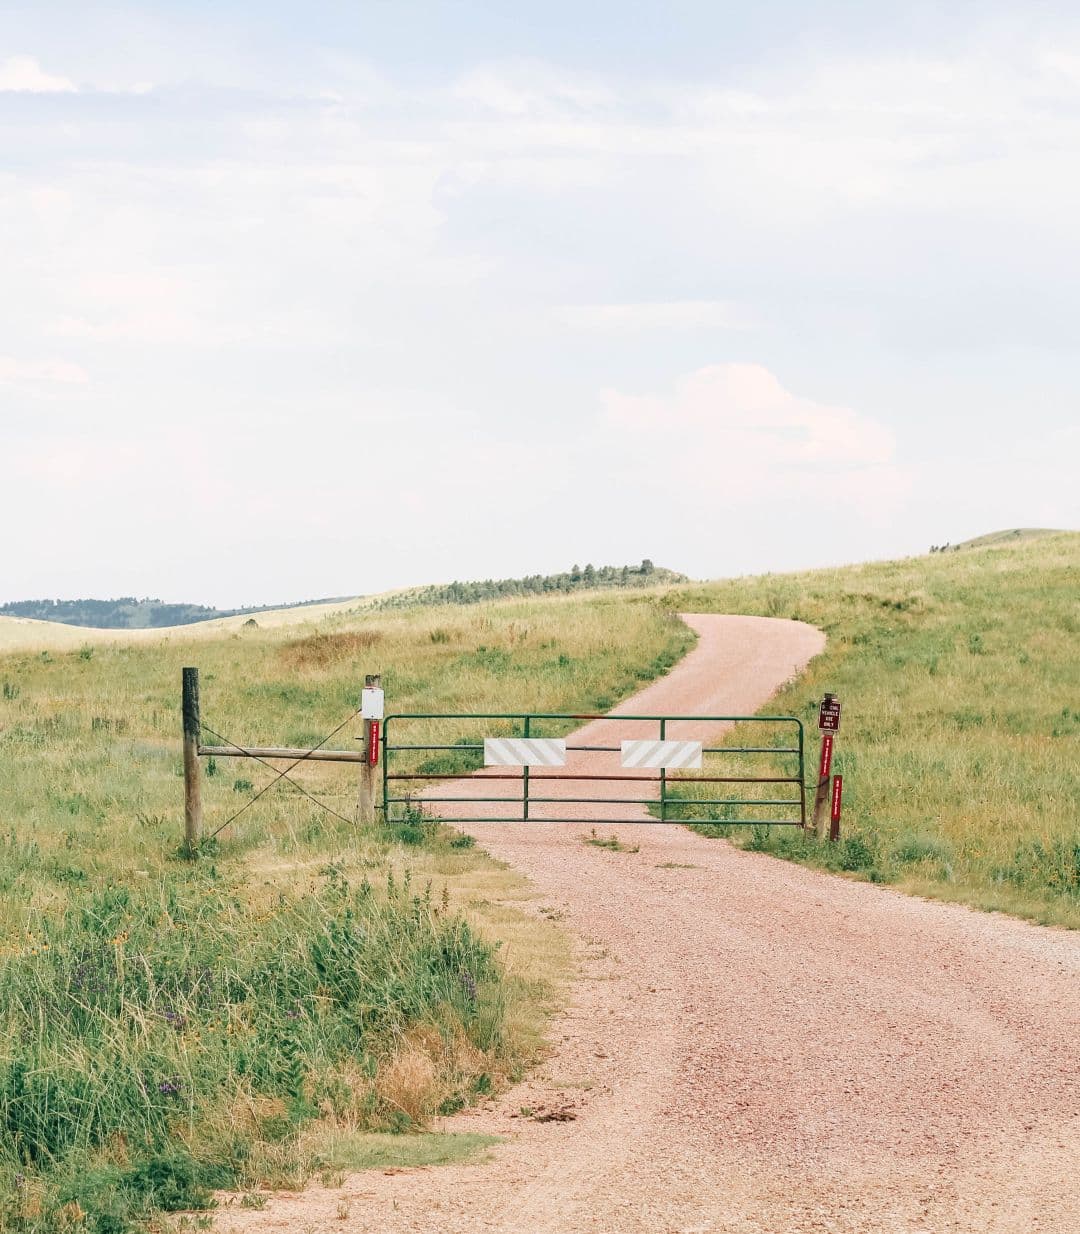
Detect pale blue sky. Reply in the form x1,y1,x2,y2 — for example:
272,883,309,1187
1,2,1077,606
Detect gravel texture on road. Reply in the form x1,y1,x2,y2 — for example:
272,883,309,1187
218,615,1080,1233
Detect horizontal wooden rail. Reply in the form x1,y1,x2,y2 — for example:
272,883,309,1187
198,745,367,764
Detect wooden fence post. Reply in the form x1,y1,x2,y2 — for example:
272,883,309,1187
812,694,841,840
357,672,381,825
811,735,832,840
182,667,203,855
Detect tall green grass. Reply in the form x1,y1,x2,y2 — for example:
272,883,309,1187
0,867,497,1230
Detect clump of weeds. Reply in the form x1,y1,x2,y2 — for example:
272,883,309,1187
583,829,639,854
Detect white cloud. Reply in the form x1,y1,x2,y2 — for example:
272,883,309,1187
560,301,754,331
601,364,905,514
604,364,894,467
0,55,76,93
454,61,617,117
0,356,88,386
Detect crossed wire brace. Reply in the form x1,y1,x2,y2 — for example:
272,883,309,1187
202,710,360,839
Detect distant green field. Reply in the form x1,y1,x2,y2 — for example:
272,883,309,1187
665,531,1080,926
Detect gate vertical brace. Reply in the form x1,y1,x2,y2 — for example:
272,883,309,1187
522,715,530,821
659,717,667,822
798,720,807,830
382,715,390,824
182,667,203,856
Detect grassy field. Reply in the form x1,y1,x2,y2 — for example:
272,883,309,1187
2,531,1077,1228
664,531,1080,926
0,596,692,1231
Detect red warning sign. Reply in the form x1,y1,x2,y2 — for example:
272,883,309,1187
830,774,843,824
819,733,834,779
367,719,381,767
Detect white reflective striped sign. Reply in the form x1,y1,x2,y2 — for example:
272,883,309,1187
484,738,567,767
621,739,702,769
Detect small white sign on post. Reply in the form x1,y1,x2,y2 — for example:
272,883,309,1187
361,686,384,720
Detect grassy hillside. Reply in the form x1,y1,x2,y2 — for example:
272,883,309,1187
930,527,1062,553
665,531,1080,926
1,531,1076,1226
372,561,685,610
0,597,372,655
0,562,685,633
0,596,692,1230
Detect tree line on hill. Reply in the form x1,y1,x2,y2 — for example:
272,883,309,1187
1,563,685,629
373,560,686,610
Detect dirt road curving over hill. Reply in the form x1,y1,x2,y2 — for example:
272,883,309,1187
220,615,1080,1234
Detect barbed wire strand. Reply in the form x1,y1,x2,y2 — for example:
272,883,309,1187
202,710,361,839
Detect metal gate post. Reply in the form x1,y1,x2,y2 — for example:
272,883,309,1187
182,667,203,855
382,715,390,822
797,720,807,829
659,717,667,822
522,715,531,821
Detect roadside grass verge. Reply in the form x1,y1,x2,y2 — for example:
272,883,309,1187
0,594,692,1230
664,532,1080,927
308,1129,500,1175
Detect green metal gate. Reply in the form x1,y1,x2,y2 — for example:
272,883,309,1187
381,712,806,826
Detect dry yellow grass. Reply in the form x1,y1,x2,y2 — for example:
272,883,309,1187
0,596,368,653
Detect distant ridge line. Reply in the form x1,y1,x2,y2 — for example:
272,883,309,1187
0,595,358,631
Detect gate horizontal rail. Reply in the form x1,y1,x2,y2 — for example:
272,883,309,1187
382,712,806,827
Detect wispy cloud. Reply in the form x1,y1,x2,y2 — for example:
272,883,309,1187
453,61,617,117
604,364,894,466
601,364,906,514
0,55,76,93
560,301,754,331
0,356,88,386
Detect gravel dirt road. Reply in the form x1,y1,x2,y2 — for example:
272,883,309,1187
219,615,1080,1233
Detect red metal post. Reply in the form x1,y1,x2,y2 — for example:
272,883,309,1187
829,774,843,841
818,732,833,781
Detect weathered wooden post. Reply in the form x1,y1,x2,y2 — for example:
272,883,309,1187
812,693,841,840
182,667,203,855
356,673,383,825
